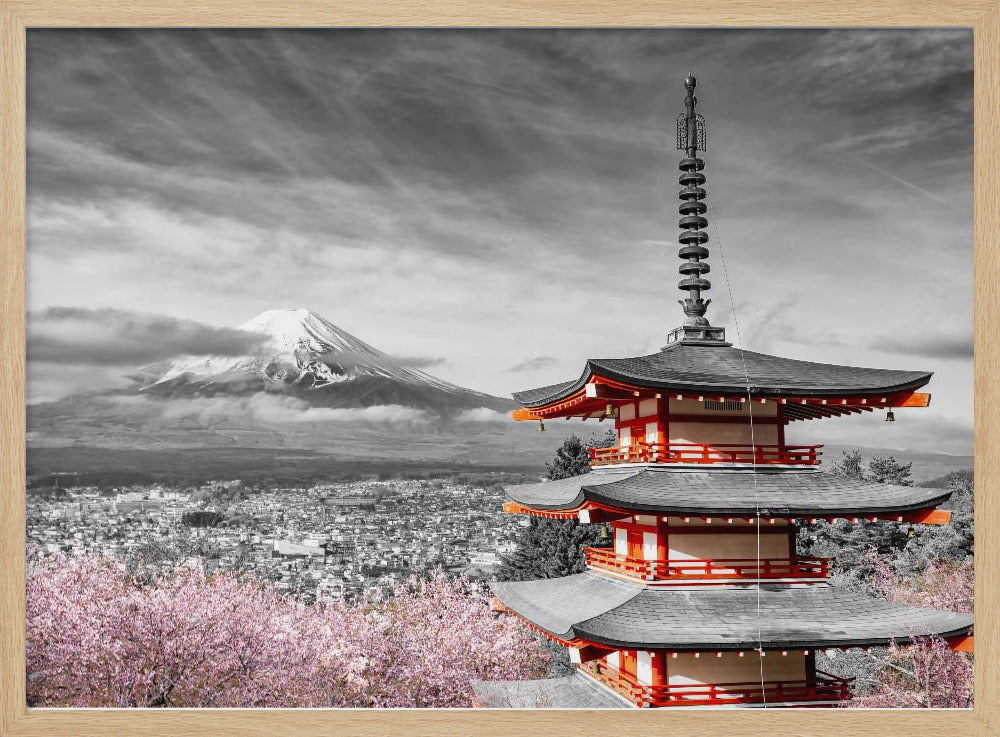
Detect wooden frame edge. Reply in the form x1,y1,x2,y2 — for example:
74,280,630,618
1,1,997,736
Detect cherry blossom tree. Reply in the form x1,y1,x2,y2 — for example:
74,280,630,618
849,551,973,708
27,551,548,708
334,573,550,708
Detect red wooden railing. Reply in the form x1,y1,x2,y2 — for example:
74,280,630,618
587,442,822,467
582,547,831,581
584,661,853,707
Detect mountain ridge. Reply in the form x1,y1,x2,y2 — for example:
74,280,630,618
139,308,513,415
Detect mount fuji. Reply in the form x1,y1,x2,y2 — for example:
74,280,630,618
138,308,513,416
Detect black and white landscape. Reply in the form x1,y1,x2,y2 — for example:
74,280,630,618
26,29,973,479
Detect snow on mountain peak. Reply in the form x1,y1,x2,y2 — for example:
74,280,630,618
238,308,385,359
145,308,487,401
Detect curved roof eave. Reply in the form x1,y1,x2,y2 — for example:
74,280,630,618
511,346,933,408
503,469,953,516
492,575,974,650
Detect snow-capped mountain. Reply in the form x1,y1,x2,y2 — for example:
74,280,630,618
140,308,512,415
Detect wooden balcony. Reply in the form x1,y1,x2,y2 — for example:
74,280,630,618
587,442,822,467
584,661,853,708
582,547,831,582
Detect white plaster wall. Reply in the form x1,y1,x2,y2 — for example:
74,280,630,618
615,527,628,556
636,651,653,686
619,426,631,447
642,531,659,560
619,404,637,421
668,651,807,689
668,532,790,562
669,421,779,447
638,399,658,418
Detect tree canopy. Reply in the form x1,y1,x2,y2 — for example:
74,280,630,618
496,432,612,583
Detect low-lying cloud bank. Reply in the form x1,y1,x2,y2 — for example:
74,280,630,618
111,393,434,427
454,407,510,423
29,307,265,366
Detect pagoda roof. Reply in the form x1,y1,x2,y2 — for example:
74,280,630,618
504,467,951,517
490,573,973,650
513,343,931,407
471,672,631,709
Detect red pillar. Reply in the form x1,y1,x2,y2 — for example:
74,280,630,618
650,650,668,707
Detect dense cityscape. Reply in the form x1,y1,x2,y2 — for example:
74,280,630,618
27,476,529,601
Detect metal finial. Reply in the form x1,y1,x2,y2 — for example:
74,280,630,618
676,74,710,326
664,75,728,348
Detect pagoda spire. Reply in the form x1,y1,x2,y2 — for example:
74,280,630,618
667,74,728,347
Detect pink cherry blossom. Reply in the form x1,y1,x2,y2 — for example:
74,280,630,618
850,550,973,708
27,550,548,708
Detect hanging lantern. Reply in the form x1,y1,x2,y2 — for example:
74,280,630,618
885,410,895,423
604,402,615,419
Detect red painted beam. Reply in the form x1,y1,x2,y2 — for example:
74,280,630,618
900,508,952,525
569,644,615,664
949,635,974,653
579,507,631,524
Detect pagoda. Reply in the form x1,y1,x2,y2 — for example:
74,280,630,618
472,75,974,710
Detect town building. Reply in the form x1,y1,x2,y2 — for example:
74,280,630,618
473,75,974,709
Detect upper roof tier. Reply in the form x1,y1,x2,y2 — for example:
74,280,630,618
513,343,931,408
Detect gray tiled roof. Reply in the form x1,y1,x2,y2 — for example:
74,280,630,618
471,672,631,709
490,573,974,649
513,343,931,406
504,467,951,516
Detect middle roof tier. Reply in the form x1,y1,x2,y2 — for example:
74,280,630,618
503,467,951,518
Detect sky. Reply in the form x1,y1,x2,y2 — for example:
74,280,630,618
25,29,974,454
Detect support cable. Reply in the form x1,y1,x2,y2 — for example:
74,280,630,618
711,213,767,707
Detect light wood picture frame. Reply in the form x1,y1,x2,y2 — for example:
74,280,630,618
1,2,997,736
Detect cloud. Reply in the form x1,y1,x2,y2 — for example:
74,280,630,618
23,29,973,455
317,348,444,371
390,355,446,369
28,307,265,366
872,332,973,360
455,407,510,422
792,410,973,457
115,392,432,426
505,356,557,372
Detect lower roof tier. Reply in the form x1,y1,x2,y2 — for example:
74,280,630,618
471,672,630,709
490,573,973,650
503,467,951,517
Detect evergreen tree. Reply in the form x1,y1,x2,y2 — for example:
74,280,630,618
799,450,912,574
867,455,913,486
832,448,865,479
495,517,607,581
545,435,591,480
899,473,974,571
497,434,609,582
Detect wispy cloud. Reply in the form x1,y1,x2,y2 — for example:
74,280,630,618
24,29,974,454
505,356,557,373
873,331,974,361
316,349,445,370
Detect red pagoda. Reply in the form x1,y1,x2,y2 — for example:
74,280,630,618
472,75,974,709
